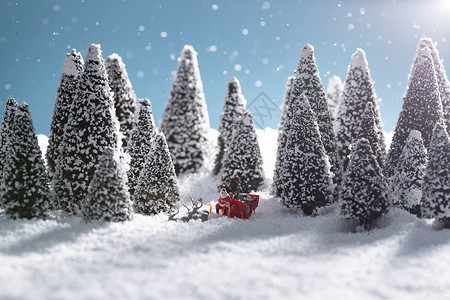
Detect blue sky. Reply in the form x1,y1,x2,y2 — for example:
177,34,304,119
1,0,450,134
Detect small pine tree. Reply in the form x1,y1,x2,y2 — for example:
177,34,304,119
357,102,386,168
273,76,295,197
340,138,389,229
390,130,427,216
106,53,137,149
421,123,450,224
133,132,180,215
213,77,246,175
54,44,121,214
220,110,265,193
83,147,133,222
2,102,51,219
47,49,84,177
281,95,333,216
325,75,344,133
127,98,157,197
385,46,444,177
160,45,210,175
336,49,385,173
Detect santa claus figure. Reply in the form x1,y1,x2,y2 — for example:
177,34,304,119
216,188,232,215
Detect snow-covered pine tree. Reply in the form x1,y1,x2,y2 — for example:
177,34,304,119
325,75,344,133
340,138,389,230
281,94,333,215
416,38,450,128
133,132,180,215
0,98,18,209
83,147,133,222
357,102,386,169
46,49,84,177
213,77,246,175
336,49,385,172
106,53,137,149
420,123,450,224
294,44,340,190
127,98,156,197
2,102,51,219
385,46,444,177
390,130,427,216
54,44,121,214
273,76,295,197
160,45,210,175
220,110,264,193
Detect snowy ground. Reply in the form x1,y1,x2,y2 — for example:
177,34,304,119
2,129,450,300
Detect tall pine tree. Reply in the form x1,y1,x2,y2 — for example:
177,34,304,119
2,102,51,219
213,77,246,175
281,94,333,215
106,53,137,149
83,147,133,222
336,49,385,173
385,46,444,177
340,138,389,230
160,45,210,175
421,123,450,224
325,75,344,133
133,132,180,215
220,110,264,193
127,98,157,197
46,49,84,177
54,44,121,214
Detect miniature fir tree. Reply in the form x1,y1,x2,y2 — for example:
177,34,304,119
106,53,137,149
336,49,385,172
160,45,210,175
83,147,133,222
46,49,84,177
2,102,51,219
325,75,344,133
281,95,333,216
357,102,386,169
390,130,427,216
421,123,450,224
294,44,340,190
220,110,264,193
273,76,295,197
133,132,180,215
340,138,389,229
385,46,444,177
213,77,246,175
127,98,157,197
54,44,121,214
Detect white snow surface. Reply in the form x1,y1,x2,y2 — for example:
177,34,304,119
350,48,369,72
1,128,449,299
62,49,82,77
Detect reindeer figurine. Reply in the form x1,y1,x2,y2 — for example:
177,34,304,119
168,197,209,222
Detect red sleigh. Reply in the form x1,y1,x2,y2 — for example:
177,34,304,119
210,193,259,219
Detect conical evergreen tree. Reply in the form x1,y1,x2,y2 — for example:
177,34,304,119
325,75,344,133
83,147,133,222
340,138,389,229
294,44,340,191
106,53,137,149
421,123,450,223
336,49,385,172
357,102,386,168
0,99,18,208
220,110,264,193
46,49,84,177
281,95,333,215
2,102,51,219
385,46,444,177
160,45,210,175
54,44,121,214
127,98,156,197
390,130,427,216
273,76,295,197
213,77,246,175
133,132,180,215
